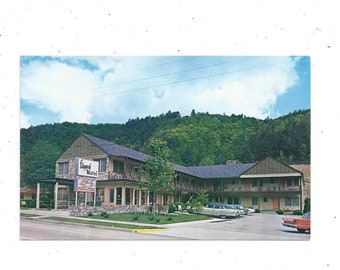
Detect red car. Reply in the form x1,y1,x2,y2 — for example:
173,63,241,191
282,212,311,233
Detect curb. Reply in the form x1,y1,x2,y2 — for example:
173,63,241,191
132,228,167,233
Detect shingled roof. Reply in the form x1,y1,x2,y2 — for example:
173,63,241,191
186,163,255,179
240,157,302,178
82,133,150,162
80,134,302,180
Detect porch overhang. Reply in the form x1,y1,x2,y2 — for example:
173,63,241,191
240,173,301,178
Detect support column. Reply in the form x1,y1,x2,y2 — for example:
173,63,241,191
113,187,117,205
146,191,150,206
54,181,59,210
36,182,40,209
132,188,135,206
138,190,142,205
122,187,126,205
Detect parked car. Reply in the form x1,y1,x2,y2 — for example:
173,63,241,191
202,203,240,218
233,205,249,215
282,212,311,233
247,208,255,214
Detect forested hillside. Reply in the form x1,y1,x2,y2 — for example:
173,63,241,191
20,109,310,187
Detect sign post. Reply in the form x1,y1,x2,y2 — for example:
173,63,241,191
74,158,99,207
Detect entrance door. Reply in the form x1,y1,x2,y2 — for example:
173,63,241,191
273,197,279,210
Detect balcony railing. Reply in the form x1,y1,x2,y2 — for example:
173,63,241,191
208,184,300,193
108,171,147,182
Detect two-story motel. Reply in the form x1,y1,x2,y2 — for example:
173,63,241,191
35,133,307,211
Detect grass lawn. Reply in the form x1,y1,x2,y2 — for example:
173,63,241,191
42,216,162,230
20,213,41,218
83,212,211,225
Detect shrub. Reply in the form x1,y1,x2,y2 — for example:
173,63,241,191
175,202,184,211
167,216,173,221
132,215,140,221
88,211,93,216
184,202,192,210
303,198,311,213
155,218,160,223
293,209,303,215
255,209,260,213
276,209,284,215
101,212,109,218
168,204,176,213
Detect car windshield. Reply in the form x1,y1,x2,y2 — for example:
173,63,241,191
302,212,311,219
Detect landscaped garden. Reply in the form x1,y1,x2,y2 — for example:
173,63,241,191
83,212,211,225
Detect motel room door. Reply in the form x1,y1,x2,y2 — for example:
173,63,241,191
272,197,279,210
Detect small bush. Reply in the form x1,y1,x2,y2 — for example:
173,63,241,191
147,215,155,221
276,209,284,215
88,211,93,216
184,202,192,210
167,216,173,221
155,218,161,223
101,212,109,218
175,202,185,211
293,209,303,215
168,204,176,213
303,198,311,213
255,209,260,213
132,215,140,221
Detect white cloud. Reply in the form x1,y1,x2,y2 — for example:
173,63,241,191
20,110,30,129
20,56,300,126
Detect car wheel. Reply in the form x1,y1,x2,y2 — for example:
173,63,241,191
220,215,227,219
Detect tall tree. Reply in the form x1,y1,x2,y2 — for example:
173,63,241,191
141,138,177,216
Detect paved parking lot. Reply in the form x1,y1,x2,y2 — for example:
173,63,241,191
20,210,310,240
156,212,310,240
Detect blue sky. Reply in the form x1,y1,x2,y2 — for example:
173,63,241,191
20,56,310,128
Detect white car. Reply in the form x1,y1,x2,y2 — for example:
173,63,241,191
246,208,255,214
233,204,249,215
201,203,240,218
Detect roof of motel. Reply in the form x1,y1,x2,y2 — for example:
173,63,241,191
81,133,301,179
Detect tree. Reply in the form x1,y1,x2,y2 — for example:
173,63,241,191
21,140,60,188
192,190,210,213
141,138,177,216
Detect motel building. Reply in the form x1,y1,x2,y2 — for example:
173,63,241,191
35,133,307,212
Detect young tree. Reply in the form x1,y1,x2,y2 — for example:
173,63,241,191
141,138,176,216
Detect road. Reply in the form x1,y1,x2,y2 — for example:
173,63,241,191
20,212,310,240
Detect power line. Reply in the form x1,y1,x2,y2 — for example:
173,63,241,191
90,56,254,92
92,58,293,97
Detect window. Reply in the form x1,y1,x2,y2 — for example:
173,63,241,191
263,197,268,202
285,197,299,206
252,180,257,187
97,188,104,202
116,187,122,205
227,197,239,204
113,160,124,174
110,189,114,203
94,158,106,172
286,179,299,187
58,162,69,175
252,197,258,206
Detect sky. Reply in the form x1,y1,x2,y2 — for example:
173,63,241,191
20,56,310,128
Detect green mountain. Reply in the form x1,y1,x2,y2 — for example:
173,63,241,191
20,109,310,187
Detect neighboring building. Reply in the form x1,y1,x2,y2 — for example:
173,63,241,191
36,133,307,211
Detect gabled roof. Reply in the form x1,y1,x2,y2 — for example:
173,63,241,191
186,163,255,179
82,133,149,162
72,134,302,180
240,157,302,178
